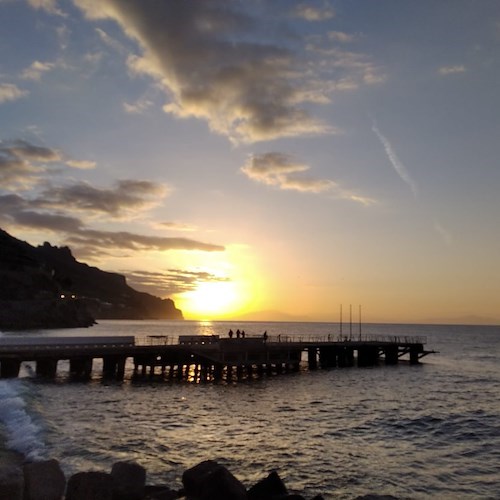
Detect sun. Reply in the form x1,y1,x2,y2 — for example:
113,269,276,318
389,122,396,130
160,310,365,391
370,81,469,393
181,281,242,319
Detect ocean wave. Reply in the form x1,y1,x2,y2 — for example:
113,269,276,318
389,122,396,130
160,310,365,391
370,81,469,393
0,379,47,461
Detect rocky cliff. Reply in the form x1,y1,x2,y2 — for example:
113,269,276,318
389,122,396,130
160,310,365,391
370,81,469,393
0,228,183,330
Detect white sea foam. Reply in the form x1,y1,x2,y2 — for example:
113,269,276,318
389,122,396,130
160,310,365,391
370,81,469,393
0,379,47,460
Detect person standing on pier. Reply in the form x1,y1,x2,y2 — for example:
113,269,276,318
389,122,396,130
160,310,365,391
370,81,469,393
228,329,234,338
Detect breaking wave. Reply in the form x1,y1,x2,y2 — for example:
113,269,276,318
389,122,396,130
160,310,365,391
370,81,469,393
0,379,47,461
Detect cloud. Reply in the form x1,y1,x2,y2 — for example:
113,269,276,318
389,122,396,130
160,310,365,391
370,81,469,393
304,41,386,88
65,230,225,253
371,120,418,197
0,152,33,189
0,139,95,188
83,51,104,66
1,137,226,257
6,139,61,162
0,140,52,189
56,25,71,50
156,221,197,232
328,31,355,43
0,202,224,254
0,83,29,104
95,27,127,54
0,193,85,232
2,139,94,167
37,179,169,218
123,96,154,114
291,3,335,22
241,152,375,205
125,268,228,296
438,65,466,75
27,0,66,16
0,192,224,255
73,0,338,143
21,60,57,80
13,210,84,233
65,159,96,169
242,152,331,192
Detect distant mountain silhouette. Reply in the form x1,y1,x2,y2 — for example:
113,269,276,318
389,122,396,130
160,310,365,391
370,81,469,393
0,228,183,330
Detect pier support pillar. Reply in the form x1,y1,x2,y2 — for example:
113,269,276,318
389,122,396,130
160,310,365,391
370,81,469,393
357,346,379,367
70,357,93,379
213,364,223,380
103,356,126,380
384,346,399,365
116,358,126,380
103,356,116,378
36,358,58,378
307,348,318,370
0,359,21,378
319,347,337,368
409,347,421,365
337,348,347,367
337,347,354,367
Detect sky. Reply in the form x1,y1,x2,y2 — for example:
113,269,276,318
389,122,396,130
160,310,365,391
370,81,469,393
1,0,499,324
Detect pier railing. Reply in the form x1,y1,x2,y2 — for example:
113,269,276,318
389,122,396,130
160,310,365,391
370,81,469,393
0,334,427,350
265,334,427,345
136,335,175,346
134,334,427,346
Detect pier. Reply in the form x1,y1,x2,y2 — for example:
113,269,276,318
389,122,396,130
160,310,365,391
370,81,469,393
0,334,434,381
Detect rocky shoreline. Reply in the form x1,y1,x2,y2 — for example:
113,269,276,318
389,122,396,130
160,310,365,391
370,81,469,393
0,458,398,500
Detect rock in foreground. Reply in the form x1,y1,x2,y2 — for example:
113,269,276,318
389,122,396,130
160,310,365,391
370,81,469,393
0,457,400,499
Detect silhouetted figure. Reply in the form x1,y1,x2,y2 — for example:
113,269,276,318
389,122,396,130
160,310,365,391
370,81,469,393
241,330,245,338
263,331,268,342
236,329,241,338
229,329,234,338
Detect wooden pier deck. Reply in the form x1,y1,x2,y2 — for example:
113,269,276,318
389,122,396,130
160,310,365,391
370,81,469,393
0,334,435,381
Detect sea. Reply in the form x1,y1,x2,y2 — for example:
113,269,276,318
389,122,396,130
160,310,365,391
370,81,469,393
0,320,499,499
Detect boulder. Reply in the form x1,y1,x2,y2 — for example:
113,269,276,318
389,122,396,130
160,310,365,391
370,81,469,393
111,461,146,500
0,465,24,500
23,459,66,500
182,460,246,500
65,471,113,500
247,470,288,499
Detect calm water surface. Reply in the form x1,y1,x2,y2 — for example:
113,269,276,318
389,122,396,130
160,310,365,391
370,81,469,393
0,321,499,499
